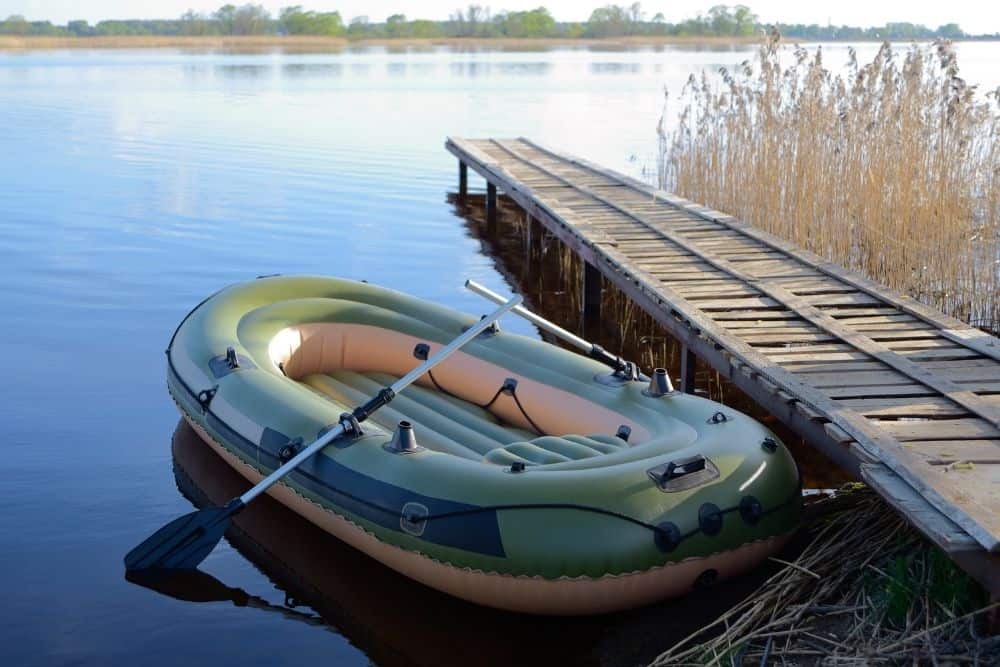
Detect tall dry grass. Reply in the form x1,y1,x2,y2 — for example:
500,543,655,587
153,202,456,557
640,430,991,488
658,33,1000,331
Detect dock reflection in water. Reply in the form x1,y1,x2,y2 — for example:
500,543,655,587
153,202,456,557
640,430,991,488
152,420,792,667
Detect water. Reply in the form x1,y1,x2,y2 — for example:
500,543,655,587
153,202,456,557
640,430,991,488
1,42,997,666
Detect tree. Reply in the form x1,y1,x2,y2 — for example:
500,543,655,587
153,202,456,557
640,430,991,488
497,7,556,37
385,13,406,37
232,4,269,35
214,4,236,34
1,15,30,35
708,5,736,35
733,5,757,36
179,10,211,36
585,5,631,37
450,5,489,37
279,6,343,35
347,15,370,38
67,20,91,36
628,2,643,25
935,23,964,39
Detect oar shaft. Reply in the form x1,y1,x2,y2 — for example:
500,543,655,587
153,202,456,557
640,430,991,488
465,280,590,353
465,279,640,379
240,423,347,505
239,292,523,506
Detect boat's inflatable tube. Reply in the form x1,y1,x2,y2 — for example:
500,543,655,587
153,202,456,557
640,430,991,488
167,276,800,614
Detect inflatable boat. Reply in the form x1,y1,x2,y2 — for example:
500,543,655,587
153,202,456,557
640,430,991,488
166,275,800,614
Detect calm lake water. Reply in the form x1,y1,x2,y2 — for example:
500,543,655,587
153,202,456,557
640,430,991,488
2,42,998,666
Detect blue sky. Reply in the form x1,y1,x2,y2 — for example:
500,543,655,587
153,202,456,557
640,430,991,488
4,0,999,33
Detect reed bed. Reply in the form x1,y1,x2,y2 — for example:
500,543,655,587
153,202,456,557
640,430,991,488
658,33,1000,332
649,486,997,666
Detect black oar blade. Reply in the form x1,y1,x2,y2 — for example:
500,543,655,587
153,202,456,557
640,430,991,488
124,504,236,571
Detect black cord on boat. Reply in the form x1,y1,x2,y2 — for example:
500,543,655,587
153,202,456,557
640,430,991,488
426,368,544,435
509,389,544,435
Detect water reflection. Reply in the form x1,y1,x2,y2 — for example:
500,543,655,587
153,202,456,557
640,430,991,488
214,64,274,79
497,62,552,75
159,419,793,667
386,62,408,76
590,62,642,74
282,63,344,77
449,61,493,77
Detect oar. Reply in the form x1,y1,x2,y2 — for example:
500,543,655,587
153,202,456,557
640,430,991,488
465,279,643,381
124,291,523,572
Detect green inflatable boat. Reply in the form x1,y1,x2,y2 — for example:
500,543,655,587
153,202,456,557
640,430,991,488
167,275,800,614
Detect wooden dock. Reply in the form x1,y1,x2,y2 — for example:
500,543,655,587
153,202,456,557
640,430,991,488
447,137,1000,593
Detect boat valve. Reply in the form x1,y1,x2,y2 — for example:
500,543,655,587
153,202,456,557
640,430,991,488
643,368,674,397
385,421,424,454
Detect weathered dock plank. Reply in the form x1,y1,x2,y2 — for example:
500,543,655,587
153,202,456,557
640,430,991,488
447,136,1000,594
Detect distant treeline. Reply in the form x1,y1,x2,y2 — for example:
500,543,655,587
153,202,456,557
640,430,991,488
0,4,993,41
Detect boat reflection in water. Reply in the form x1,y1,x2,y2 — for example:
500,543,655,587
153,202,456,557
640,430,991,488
134,421,787,666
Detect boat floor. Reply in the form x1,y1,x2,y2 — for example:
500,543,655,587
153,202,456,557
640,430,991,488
301,371,628,464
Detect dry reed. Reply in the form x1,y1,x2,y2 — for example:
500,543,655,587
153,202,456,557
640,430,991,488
649,486,998,665
658,33,1000,331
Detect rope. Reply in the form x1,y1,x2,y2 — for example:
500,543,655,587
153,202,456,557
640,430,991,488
427,369,544,435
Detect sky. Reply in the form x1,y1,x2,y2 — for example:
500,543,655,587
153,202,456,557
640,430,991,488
3,0,999,34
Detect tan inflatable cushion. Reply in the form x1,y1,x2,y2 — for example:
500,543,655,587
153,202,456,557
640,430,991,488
301,370,627,465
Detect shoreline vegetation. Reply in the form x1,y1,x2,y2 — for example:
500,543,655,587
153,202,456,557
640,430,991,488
0,34,764,50
2,3,998,51
659,34,1000,332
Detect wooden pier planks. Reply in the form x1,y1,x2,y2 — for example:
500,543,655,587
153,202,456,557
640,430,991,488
447,136,1000,591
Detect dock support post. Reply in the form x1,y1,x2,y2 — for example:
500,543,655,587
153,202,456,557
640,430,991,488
525,214,534,261
486,182,497,236
680,345,697,394
458,161,467,200
583,262,602,334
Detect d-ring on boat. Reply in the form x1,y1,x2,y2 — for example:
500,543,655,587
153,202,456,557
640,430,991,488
165,275,800,614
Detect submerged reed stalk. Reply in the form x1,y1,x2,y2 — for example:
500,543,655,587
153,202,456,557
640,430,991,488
659,34,1000,331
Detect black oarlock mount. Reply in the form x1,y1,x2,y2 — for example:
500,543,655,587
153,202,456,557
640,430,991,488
589,344,644,382
278,437,303,463
385,421,424,454
461,316,500,338
643,368,673,397
337,412,363,437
